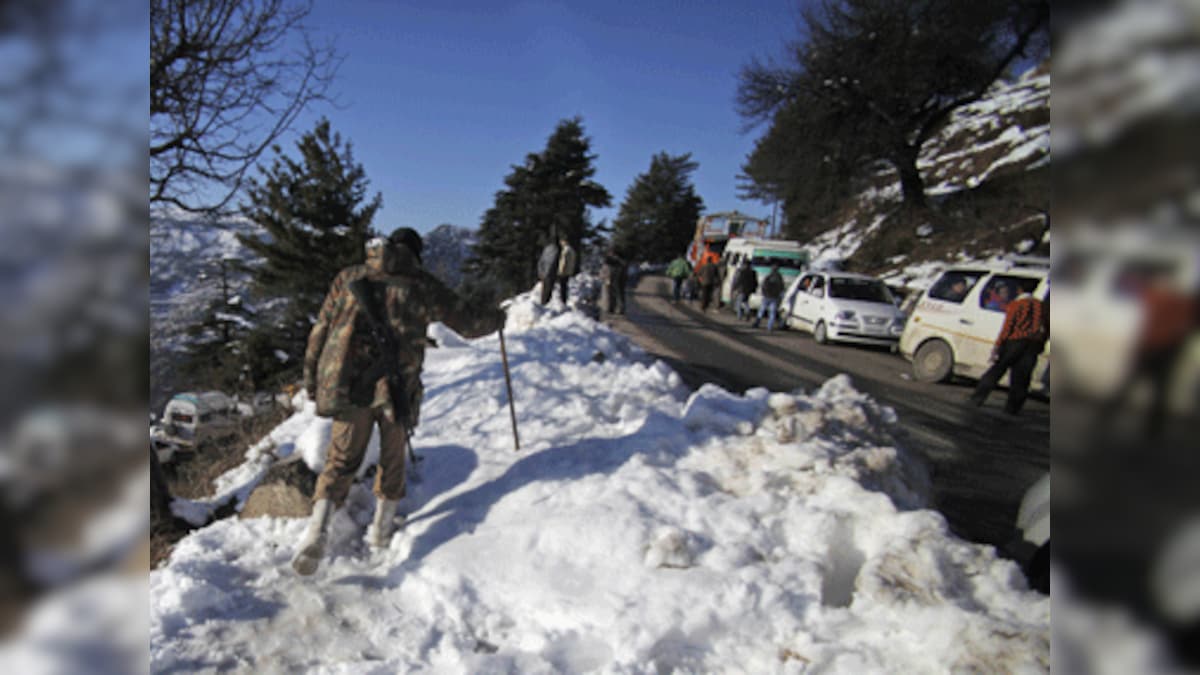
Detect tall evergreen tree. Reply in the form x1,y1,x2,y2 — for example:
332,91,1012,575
467,117,610,300
738,0,1048,212
611,152,705,262
237,117,381,377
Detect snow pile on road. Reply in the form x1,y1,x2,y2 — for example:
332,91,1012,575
150,291,1048,673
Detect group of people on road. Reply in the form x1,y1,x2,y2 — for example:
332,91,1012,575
665,254,786,330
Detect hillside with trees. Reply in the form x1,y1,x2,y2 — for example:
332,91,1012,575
737,0,1050,285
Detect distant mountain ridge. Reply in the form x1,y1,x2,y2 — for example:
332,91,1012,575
421,223,475,289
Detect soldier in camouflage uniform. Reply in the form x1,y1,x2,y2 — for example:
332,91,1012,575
292,228,505,576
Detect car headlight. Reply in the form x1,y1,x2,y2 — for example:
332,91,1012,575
836,310,857,321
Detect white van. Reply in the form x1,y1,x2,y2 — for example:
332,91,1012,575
781,271,907,347
160,391,240,449
718,238,809,308
898,257,1050,387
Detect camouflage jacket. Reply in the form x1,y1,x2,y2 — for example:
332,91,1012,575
304,244,504,423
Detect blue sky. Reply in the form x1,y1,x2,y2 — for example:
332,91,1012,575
285,0,806,236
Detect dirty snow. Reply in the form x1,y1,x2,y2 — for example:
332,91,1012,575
148,290,1049,673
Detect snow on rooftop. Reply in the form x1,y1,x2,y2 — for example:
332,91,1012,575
148,287,1049,673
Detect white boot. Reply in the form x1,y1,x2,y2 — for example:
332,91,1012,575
365,498,402,549
291,499,332,576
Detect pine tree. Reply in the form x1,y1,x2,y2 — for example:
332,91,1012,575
237,118,381,379
611,152,705,262
179,258,258,392
467,117,611,299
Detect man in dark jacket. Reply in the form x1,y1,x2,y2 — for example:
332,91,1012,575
753,265,786,330
293,228,505,575
537,238,560,305
556,236,577,304
602,249,628,315
732,259,758,321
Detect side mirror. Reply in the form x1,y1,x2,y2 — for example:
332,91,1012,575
813,288,825,299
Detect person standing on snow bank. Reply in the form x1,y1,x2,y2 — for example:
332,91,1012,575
556,235,578,304
537,236,560,305
293,228,505,576
665,255,692,303
602,249,628,315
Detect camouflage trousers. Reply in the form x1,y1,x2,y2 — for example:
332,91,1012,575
313,406,409,506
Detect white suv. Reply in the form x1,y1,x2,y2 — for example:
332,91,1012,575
782,271,907,347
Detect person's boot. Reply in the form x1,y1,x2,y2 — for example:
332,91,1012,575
365,498,402,549
291,499,332,576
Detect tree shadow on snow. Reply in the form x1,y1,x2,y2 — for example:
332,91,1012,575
333,411,684,591
401,411,681,565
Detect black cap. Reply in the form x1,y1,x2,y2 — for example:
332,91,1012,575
388,227,423,262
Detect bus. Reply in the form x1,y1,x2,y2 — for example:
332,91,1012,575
718,238,809,307
686,211,770,268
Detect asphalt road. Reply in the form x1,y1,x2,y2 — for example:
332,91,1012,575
605,274,1051,554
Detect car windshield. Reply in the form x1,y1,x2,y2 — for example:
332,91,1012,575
829,277,893,303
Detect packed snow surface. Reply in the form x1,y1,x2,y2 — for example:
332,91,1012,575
151,291,1048,673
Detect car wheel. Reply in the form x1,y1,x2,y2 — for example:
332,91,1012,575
814,321,828,344
913,339,953,383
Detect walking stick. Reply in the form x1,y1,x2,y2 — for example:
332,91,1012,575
498,327,520,451
402,423,421,481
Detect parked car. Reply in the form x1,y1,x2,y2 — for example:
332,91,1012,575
781,271,907,347
158,391,240,451
898,257,1050,386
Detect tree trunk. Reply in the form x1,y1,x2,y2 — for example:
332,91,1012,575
894,145,927,209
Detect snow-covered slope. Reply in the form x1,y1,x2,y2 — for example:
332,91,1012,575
803,62,1050,288
151,288,1048,673
149,209,263,410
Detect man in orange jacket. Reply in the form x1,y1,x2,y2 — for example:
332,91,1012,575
968,288,1048,415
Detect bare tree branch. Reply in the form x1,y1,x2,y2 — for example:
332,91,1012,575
150,0,340,215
